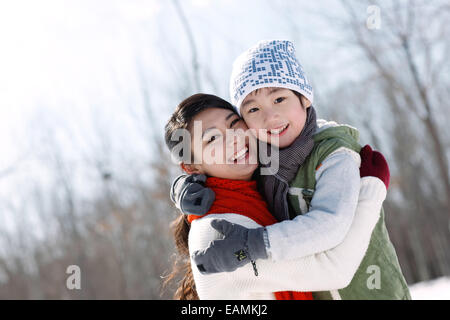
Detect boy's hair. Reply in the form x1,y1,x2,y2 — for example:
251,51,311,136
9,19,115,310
164,93,239,159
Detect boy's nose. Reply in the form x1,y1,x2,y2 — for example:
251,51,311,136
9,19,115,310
263,108,280,124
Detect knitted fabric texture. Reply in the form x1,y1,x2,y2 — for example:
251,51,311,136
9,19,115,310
229,39,313,111
188,177,313,300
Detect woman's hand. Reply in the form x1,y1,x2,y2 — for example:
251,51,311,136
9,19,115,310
170,174,215,215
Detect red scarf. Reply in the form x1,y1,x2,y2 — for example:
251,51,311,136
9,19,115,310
188,177,313,300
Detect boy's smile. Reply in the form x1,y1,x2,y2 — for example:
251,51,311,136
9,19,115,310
267,123,289,136
240,87,308,148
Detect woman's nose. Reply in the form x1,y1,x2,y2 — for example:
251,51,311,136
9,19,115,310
225,129,246,154
227,130,244,146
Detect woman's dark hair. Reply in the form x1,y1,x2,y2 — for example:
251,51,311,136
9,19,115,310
163,214,198,300
163,93,238,300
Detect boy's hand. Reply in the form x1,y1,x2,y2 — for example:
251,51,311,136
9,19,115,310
192,219,267,274
170,174,215,215
359,145,390,190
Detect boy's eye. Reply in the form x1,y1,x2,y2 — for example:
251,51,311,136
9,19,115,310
248,107,259,113
274,97,285,104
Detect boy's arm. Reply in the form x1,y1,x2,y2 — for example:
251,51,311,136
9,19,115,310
266,148,360,261
192,149,360,272
265,144,390,261
192,145,389,274
191,176,386,297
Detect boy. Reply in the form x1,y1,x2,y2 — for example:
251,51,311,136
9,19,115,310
172,40,410,299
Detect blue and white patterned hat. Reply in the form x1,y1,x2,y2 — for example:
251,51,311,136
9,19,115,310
229,40,313,111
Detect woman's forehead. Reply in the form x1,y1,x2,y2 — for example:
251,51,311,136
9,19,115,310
190,108,237,131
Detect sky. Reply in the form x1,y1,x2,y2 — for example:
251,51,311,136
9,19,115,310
0,0,353,160
0,0,365,235
0,2,337,161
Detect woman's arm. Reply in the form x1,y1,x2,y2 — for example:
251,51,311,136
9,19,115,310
189,176,386,298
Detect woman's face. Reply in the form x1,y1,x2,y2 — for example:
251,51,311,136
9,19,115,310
183,108,259,181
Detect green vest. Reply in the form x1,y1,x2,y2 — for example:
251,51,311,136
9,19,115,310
287,124,411,300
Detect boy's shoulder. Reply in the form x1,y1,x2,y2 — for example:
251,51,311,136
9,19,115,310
314,118,359,144
288,119,362,202
315,118,339,132
289,119,361,184
313,119,360,156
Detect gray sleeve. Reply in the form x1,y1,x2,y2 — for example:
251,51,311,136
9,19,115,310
265,149,361,261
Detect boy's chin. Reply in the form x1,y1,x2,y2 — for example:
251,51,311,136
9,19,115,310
267,137,295,149
278,141,294,149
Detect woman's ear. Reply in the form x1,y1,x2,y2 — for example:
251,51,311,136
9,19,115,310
180,163,203,175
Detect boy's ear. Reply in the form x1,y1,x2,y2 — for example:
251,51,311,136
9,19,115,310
180,163,203,175
301,95,312,109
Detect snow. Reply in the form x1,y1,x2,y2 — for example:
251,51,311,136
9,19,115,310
409,277,450,300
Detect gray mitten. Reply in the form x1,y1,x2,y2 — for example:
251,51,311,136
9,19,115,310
192,219,268,275
170,174,215,215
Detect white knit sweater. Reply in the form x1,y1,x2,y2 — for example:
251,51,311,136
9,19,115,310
188,176,386,300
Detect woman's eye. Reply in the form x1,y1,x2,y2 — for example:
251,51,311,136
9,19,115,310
230,118,241,128
207,135,217,143
248,107,259,113
274,97,285,104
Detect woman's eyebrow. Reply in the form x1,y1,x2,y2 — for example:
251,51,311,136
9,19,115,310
225,112,237,121
201,112,236,138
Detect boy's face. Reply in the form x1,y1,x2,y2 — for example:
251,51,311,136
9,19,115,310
240,87,308,148
182,108,258,181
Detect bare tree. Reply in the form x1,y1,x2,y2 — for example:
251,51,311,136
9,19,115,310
171,0,202,92
339,0,450,211
324,0,450,283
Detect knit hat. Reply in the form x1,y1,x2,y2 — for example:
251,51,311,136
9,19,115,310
229,40,314,112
